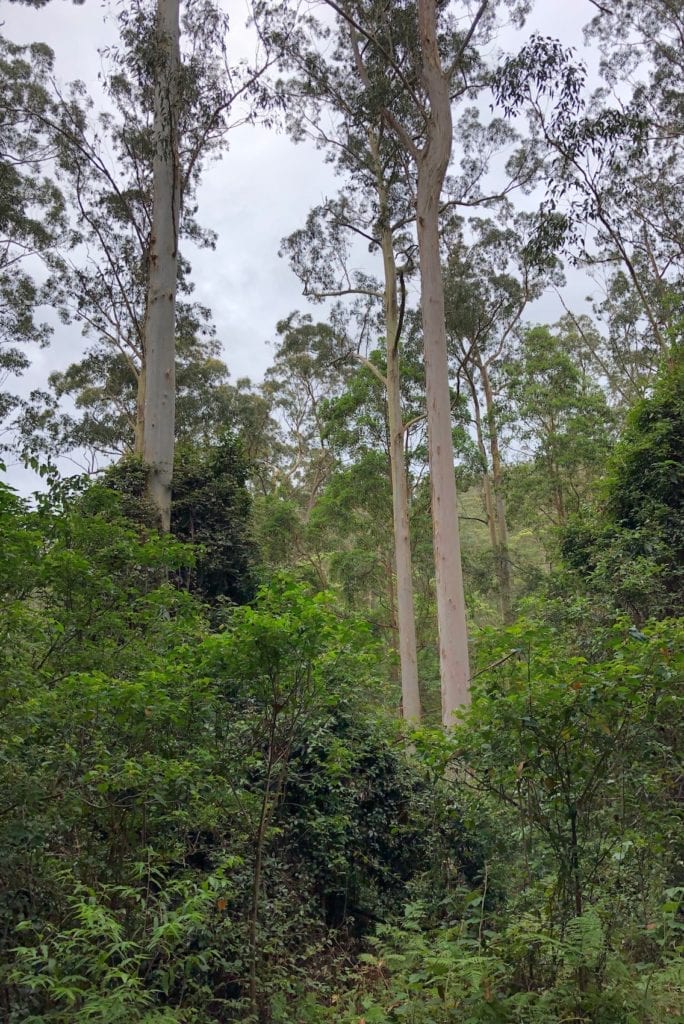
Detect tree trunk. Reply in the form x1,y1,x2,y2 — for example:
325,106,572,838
416,0,470,723
384,552,400,687
479,358,513,624
466,369,505,618
142,0,181,532
546,413,567,526
135,360,146,455
386,347,422,719
373,136,422,721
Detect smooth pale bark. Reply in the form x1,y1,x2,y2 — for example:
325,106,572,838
380,217,422,721
135,362,146,455
469,376,502,590
383,553,400,687
416,0,471,723
367,131,422,720
386,332,422,720
142,0,181,531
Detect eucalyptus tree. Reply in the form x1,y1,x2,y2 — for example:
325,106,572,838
497,9,683,374
370,0,533,721
332,0,480,721
262,0,533,723
505,323,615,534
444,213,562,622
261,314,344,514
0,36,66,433
319,320,434,701
263,5,424,718
282,195,423,716
257,308,432,701
26,0,271,525
142,0,181,530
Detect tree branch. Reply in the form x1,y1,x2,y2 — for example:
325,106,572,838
447,0,490,80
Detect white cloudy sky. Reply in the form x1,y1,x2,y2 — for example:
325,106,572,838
4,0,602,490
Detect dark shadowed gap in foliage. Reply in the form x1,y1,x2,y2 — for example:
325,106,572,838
105,435,258,609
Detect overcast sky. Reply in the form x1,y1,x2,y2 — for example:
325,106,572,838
4,0,601,492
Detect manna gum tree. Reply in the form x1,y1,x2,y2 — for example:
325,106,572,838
323,0,493,721
273,21,424,719
264,0,527,721
378,174,422,721
413,0,487,719
142,0,181,531
343,0,491,719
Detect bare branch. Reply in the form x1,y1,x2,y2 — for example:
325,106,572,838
304,285,382,301
447,0,490,80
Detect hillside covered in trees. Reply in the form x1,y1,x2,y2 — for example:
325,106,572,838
0,0,682,1021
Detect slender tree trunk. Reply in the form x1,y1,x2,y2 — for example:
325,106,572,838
554,470,567,525
386,297,422,719
483,472,499,558
142,0,181,531
494,489,512,623
135,361,146,455
384,553,400,686
546,414,567,526
479,359,513,624
372,137,422,721
466,370,506,619
416,0,470,722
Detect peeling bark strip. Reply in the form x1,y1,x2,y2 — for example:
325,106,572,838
142,0,181,531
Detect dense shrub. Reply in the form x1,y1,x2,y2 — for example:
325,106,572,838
562,355,684,621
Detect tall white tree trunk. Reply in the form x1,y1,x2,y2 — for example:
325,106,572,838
369,130,422,720
386,338,422,720
381,224,422,721
416,0,471,723
142,0,181,532
135,361,146,455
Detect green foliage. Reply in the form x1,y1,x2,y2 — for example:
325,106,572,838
3,475,478,1021
11,0,258,467
2,6,683,1022
562,354,683,620
36,313,242,461
324,615,683,1024
0,35,66,427
461,618,682,921
505,324,615,533
11,876,224,1023
1,474,201,689
171,438,257,606
104,437,258,607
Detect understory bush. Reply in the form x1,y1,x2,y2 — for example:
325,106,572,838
1,476,681,1023
0,480,481,1022
323,617,683,1023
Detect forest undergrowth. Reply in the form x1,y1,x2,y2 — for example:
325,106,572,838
1,363,682,1022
